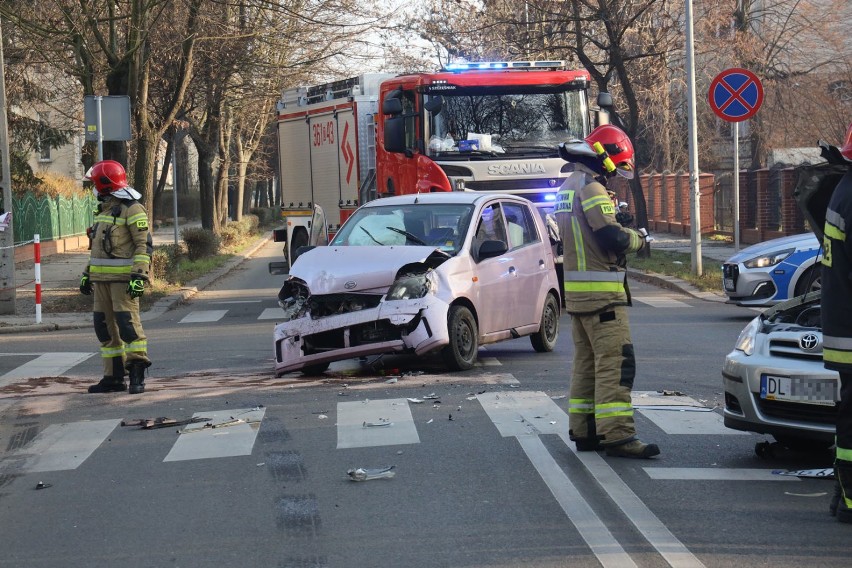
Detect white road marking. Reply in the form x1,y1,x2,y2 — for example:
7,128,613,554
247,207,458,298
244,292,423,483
337,399,420,449
179,310,228,323
633,295,691,308
0,352,95,386
637,409,749,435
480,390,705,568
478,391,634,567
566,438,706,568
163,408,265,462
644,468,800,481
258,307,285,320
7,419,121,473
209,300,262,304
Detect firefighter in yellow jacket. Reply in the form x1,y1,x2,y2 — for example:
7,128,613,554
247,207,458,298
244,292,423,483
554,125,659,458
80,160,152,394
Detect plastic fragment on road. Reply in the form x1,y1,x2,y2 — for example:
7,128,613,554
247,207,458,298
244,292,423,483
407,398,425,404
363,420,392,427
318,414,328,420
385,378,398,384
35,481,52,490
347,465,396,481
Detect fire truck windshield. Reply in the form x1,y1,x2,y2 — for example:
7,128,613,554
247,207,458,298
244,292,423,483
427,90,587,157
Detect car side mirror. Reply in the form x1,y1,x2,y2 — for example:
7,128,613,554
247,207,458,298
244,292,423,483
597,92,613,109
424,95,443,115
477,239,508,260
383,96,403,115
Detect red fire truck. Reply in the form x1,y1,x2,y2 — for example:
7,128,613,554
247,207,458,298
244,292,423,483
271,61,609,272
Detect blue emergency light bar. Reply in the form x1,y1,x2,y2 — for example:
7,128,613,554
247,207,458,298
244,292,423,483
443,61,566,72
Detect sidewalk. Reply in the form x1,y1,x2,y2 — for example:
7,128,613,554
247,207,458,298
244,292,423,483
0,230,735,334
1,223,271,334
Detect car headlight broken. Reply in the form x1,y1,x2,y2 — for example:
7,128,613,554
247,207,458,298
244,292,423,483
743,248,794,268
386,272,436,301
734,316,761,356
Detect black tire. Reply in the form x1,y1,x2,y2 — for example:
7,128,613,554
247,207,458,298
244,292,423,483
300,362,330,376
442,305,478,371
531,293,560,353
794,264,822,296
290,229,310,265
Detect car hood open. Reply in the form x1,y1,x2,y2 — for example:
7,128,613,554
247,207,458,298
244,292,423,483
290,246,449,294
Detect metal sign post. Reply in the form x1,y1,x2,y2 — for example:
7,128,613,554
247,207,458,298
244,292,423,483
709,68,764,253
0,22,15,315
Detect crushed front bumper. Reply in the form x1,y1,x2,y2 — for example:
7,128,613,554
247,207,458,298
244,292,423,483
273,297,450,375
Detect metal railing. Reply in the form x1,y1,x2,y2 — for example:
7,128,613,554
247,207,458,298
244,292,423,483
11,191,97,244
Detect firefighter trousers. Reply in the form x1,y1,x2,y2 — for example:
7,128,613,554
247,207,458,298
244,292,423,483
836,372,852,509
568,305,637,446
93,281,150,378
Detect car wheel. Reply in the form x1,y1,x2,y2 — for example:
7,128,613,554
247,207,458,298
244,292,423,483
794,264,822,296
531,293,559,353
442,305,478,371
773,434,834,452
290,229,310,264
300,362,330,376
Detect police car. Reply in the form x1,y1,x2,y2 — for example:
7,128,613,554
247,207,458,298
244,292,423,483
721,233,822,307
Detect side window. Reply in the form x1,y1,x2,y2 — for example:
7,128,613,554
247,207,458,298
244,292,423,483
402,90,417,150
503,203,538,250
474,203,508,248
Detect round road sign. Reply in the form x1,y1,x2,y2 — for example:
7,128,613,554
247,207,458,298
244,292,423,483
708,68,764,122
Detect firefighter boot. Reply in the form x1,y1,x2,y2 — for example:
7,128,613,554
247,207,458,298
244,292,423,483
570,415,603,451
127,362,147,395
88,376,127,393
831,480,842,516
605,439,661,459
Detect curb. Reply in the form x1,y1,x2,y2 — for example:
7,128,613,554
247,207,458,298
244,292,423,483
0,234,273,334
627,268,726,303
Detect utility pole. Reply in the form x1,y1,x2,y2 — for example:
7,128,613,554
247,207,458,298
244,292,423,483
685,0,703,276
0,19,16,315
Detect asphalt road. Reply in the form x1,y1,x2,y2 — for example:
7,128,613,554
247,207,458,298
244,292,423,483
0,240,847,568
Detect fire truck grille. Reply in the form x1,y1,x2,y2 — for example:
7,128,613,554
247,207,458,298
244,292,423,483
465,179,561,192
309,293,383,319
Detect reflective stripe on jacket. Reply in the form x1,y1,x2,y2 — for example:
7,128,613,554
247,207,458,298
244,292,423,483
554,173,645,315
85,196,152,283
822,169,852,372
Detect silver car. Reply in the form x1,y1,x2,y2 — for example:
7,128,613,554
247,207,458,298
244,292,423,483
722,292,839,450
273,192,561,376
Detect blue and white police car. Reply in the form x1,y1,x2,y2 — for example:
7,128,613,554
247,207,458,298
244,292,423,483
722,233,822,307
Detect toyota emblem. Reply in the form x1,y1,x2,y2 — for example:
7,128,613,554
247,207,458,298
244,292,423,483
799,332,820,351
344,281,357,290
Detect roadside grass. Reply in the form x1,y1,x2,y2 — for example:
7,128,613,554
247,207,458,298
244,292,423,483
17,223,271,315
629,248,723,292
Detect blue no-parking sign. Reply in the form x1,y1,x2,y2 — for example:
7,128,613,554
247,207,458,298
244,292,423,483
708,68,763,122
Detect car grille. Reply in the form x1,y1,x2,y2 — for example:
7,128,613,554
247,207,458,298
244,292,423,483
768,338,823,360
308,293,383,319
303,319,403,354
753,394,837,425
723,263,738,291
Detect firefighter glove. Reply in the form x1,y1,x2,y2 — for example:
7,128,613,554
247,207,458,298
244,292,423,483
638,228,654,243
79,274,92,295
127,277,145,299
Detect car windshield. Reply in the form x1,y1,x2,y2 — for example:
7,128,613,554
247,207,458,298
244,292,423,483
427,88,587,158
330,203,475,255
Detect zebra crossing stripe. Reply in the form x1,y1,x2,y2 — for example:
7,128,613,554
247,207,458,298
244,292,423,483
0,352,95,386
258,307,285,320
8,419,121,473
337,399,420,449
178,310,228,323
632,296,691,308
163,407,266,462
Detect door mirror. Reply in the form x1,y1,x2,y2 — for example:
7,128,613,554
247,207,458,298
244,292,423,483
383,96,403,115
424,95,443,115
597,92,613,109
384,116,406,153
477,239,508,260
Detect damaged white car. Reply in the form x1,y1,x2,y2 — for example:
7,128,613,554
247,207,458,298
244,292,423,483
273,193,561,376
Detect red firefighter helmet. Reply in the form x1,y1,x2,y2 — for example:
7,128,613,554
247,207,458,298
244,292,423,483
841,122,852,162
585,124,635,179
84,160,128,195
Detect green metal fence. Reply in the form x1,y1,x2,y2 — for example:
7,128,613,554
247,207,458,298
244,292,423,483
12,192,97,244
